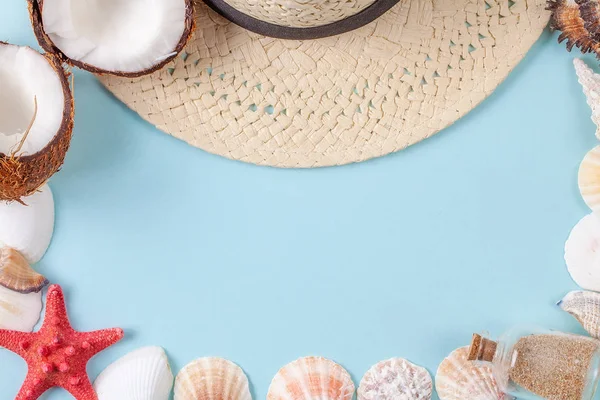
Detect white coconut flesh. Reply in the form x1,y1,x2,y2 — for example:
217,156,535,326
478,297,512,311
41,0,188,74
0,45,65,156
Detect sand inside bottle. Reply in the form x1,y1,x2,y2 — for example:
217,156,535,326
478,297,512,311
509,334,600,400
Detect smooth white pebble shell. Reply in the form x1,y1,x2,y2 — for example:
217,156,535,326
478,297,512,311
565,213,600,292
358,358,432,400
0,284,42,331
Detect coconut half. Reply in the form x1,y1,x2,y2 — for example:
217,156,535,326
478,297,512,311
29,0,195,77
0,43,73,202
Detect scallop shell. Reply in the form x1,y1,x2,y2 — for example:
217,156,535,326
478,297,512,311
0,184,54,263
174,357,251,400
436,347,510,400
548,0,600,55
559,290,600,338
267,356,354,400
94,346,174,400
0,284,42,331
579,146,600,211
575,59,600,139
565,213,600,291
358,358,432,400
0,247,48,293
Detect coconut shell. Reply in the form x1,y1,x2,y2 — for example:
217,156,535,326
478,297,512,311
28,0,195,78
0,43,74,202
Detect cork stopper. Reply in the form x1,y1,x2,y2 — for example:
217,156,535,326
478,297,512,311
467,333,498,362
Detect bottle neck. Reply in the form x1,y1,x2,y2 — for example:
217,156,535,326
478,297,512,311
468,333,498,362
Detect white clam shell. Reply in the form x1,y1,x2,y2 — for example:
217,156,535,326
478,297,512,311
358,358,432,400
559,290,600,338
0,284,42,331
0,184,54,263
565,213,600,291
93,346,174,400
267,356,354,400
575,59,600,139
174,357,251,400
435,346,510,400
579,146,600,212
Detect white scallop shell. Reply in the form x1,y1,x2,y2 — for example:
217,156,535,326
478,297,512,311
358,358,432,400
93,346,174,400
578,146,600,212
575,59,600,139
0,184,54,263
0,284,42,331
565,213,600,291
267,356,354,400
559,290,600,338
436,347,510,400
174,357,251,400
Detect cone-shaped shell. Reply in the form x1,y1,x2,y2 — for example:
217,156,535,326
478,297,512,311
559,290,600,338
0,284,42,331
267,356,354,400
174,357,251,400
436,347,509,400
565,213,600,291
575,59,600,139
94,346,174,400
0,43,73,202
0,184,54,263
0,247,48,293
358,358,432,400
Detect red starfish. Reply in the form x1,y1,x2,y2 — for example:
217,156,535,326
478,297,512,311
0,284,124,399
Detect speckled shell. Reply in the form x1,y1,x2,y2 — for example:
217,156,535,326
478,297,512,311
559,290,600,338
358,358,432,400
565,213,600,291
575,59,600,139
174,357,251,400
579,146,600,212
94,346,174,400
436,347,510,400
0,247,48,293
0,284,42,331
267,356,354,400
0,184,54,263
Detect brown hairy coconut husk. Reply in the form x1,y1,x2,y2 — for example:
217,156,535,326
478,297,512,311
28,0,195,78
0,43,74,202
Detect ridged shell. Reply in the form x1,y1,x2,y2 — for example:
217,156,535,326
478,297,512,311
436,347,509,400
174,357,251,400
579,146,600,211
94,346,174,400
0,184,54,263
0,247,48,293
565,213,600,291
358,358,432,400
267,356,354,400
0,284,42,331
559,290,600,338
548,0,600,55
575,59,600,139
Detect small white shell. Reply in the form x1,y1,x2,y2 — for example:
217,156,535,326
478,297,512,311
436,346,510,400
174,357,251,400
579,146,600,212
93,346,174,400
575,59,600,139
0,284,42,331
559,290,600,338
565,213,600,291
267,356,354,400
0,184,54,263
358,358,432,400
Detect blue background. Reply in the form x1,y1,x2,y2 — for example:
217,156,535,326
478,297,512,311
0,2,597,399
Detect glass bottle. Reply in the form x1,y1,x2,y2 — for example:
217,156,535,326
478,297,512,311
468,326,600,400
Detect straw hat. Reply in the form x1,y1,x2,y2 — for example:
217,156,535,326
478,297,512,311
100,0,550,168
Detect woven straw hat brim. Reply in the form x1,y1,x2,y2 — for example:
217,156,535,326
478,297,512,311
100,0,550,168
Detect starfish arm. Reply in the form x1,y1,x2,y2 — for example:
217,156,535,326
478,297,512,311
41,285,70,329
62,375,98,400
77,328,124,356
14,370,49,400
0,329,35,357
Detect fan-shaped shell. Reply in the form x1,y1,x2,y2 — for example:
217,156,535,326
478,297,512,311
579,146,600,212
358,358,432,400
436,347,509,400
0,184,54,263
559,290,600,338
94,346,174,400
565,213,600,291
0,284,42,331
174,357,251,400
267,356,354,400
0,247,48,293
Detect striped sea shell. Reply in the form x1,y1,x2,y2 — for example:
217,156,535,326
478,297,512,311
559,290,600,338
174,357,251,400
